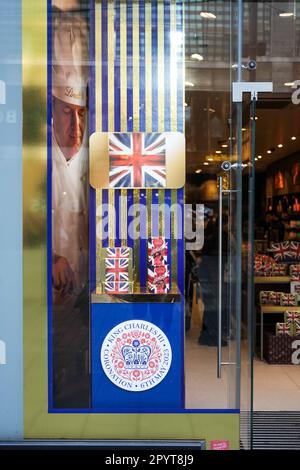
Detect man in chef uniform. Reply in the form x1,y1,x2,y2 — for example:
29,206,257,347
51,9,90,407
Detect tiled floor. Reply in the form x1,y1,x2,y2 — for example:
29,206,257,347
185,328,300,411
253,358,300,411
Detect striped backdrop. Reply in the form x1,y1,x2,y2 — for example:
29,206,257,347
91,0,184,291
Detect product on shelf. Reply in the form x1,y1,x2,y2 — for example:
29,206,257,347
294,322,300,336
290,265,300,281
148,237,168,258
104,257,132,282
280,293,297,307
148,251,168,266
148,264,170,290
284,310,300,324
259,291,273,305
276,322,293,336
147,237,170,293
290,241,300,260
271,241,292,262
270,264,288,276
291,281,300,302
104,281,133,294
254,254,276,276
269,292,283,305
100,246,133,294
148,281,169,294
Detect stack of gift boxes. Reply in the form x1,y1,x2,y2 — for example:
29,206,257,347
254,254,287,276
147,237,170,294
101,247,133,294
260,291,298,307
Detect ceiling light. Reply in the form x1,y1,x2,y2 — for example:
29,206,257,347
200,12,216,19
207,157,214,161
242,128,247,131
278,144,283,148
191,53,204,61
222,144,228,148
184,102,188,107
185,81,194,87
195,169,202,174
255,158,258,161
279,12,294,17
284,82,295,87
215,150,222,154
258,155,262,159
250,116,258,120
267,150,272,154
291,136,297,141
203,162,209,166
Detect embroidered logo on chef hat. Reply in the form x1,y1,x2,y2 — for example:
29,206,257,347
52,12,89,107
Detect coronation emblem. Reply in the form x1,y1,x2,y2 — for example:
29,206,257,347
101,320,172,392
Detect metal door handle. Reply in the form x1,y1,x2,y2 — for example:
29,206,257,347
217,176,223,379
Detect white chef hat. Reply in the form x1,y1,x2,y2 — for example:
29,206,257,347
52,13,89,107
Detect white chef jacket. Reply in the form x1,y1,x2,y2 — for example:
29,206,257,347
52,126,89,294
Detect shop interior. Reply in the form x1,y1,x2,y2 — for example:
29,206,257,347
184,89,300,411
184,1,300,415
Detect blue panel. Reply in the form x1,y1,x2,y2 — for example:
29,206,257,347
91,302,184,410
114,0,121,132
0,0,23,438
139,190,147,287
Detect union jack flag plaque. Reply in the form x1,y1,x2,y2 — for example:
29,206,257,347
90,132,185,189
109,133,166,188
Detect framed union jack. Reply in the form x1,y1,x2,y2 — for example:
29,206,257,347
109,132,166,188
90,131,185,189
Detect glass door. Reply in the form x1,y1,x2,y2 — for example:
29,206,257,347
184,0,242,413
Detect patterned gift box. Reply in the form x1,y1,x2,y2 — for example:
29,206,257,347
254,254,276,275
290,264,300,281
148,251,168,266
290,241,300,261
148,280,169,294
255,254,276,264
147,265,170,287
284,311,300,325
102,257,133,283
280,293,297,307
271,264,287,276
103,281,133,294
259,291,273,305
276,322,294,336
294,321,300,336
271,241,292,262
148,264,169,276
101,246,132,259
148,237,168,258
269,292,282,305
291,282,300,302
